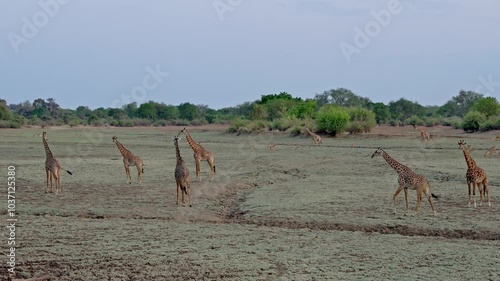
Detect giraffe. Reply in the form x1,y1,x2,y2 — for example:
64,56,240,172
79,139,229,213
458,140,490,207
484,146,498,157
371,147,437,216
179,128,215,182
305,127,322,145
413,125,430,143
112,136,144,184
173,136,192,207
42,132,72,194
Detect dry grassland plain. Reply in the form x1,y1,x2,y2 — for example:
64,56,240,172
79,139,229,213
0,125,499,280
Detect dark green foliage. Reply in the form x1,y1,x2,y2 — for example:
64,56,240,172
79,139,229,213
473,97,499,117
462,111,487,132
316,105,350,136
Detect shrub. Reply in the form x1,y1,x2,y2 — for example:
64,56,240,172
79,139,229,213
423,117,440,127
172,119,191,127
316,105,350,136
153,120,167,127
406,115,425,127
190,118,208,126
346,107,376,134
462,111,486,132
441,116,462,128
227,118,250,133
389,119,402,127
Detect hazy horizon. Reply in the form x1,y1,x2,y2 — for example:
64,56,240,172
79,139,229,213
1,0,499,110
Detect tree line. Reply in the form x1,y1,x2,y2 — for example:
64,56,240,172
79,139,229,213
0,88,499,135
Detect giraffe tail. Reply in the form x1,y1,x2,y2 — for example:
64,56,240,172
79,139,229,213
431,193,439,199
214,166,216,173
64,169,73,175
182,185,188,195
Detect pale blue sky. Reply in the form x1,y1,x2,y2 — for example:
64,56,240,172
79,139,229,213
1,0,499,109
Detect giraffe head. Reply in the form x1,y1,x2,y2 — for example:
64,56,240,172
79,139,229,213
112,136,118,143
179,127,187,135
458,140,467,150
42,131,48,141
371,147,384,158
173,135,181,144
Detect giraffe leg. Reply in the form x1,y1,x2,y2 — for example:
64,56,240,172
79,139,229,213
57,168,62,194
124,164,131,184
477,182,483,207
176,182,180,206
187,184,192,207
403,188,410,216
195,160,201,182
181,184,186,207
45,169,50,193
415,190,422,215
393,186,404,214
208,159,215,182
52,173,59,194
136,162,143,184
423,188,436,216
472,182,477,208
467,182,472,207
49,171,54,193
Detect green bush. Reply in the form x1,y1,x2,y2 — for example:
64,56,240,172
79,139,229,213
423,117,440,127
227,118,250,133
345,107,376,134
406,115,425,127
479,116,500,131
190,118,208,126
153,120,167,127
441,116,462,128
316,105,350,136
389,119,402,127
462,111,487,132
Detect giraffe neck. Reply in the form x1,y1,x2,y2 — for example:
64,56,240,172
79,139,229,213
184,131,202,151
461,148,476,169
381,150,409,174
115,141,131,157
43,139,53,159
174,140,184,164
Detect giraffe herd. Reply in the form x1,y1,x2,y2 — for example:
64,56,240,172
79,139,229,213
40,127,493,213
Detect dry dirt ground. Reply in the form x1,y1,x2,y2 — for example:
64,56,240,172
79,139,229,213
0,125,499,280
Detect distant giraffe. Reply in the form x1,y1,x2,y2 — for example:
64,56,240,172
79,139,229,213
179,128,215,182
269,144,276,151
112,136,143,184
371,147,437,216
484,146,498,157
173,136,192,207
413,125,430,143
495,136,500,141
42,132,72,194
458,140,490,207
305,127,322,145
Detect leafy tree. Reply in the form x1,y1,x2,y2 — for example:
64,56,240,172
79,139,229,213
266,98,292,120
0,99,11,120
9,100,33,117
368,102,390,124
178,102,198,121
258,92,298,104
137,102,158,120
93,107,109,118
123,102,138,118
108,108,126,120
313,92,330,109
316,105,350,136
156,104,179,120
324,88,371,107
288,99,317,119
46,98,60,117
249,103,268,120
388,98,424,124
438,91,483,117
76,106,92,119
473,97,499,117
